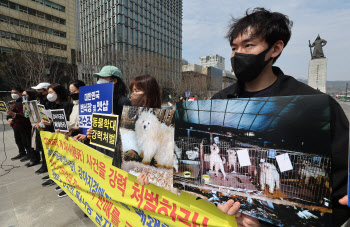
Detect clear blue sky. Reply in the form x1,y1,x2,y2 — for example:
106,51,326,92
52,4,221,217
182,0,350,81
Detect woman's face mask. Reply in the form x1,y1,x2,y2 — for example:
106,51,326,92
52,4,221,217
130,88,146,107
70,93,79,100
47,93,58,102
11,94,20,100
97,78,109,84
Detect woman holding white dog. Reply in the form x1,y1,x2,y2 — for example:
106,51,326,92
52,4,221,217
128,75,162,185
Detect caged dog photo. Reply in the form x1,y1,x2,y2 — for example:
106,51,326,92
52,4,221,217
173,96,333,227
117,106,176,191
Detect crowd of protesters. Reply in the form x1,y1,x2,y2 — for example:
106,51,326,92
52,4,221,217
3,7,350,227
5,66,163,199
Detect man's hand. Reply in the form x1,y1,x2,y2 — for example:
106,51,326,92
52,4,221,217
217,200,241,216
339,195,348,205
7,118,13,126
73,134,87,141
86,127,93,139
41,119,52,126
217,199,261,227
6,110,15,117
137,174,149,186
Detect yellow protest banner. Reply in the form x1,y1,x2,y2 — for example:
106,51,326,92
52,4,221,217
41,131,237,227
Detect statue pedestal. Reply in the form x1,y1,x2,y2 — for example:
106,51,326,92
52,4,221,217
308,58,327,93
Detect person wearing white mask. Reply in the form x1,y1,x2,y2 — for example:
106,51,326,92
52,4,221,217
6,87,32,161
38,83,73,187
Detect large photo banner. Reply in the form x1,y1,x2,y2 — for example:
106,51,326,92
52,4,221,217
41,131,236,227
174,95,332,226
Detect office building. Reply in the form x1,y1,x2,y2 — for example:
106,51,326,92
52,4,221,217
78,0,183,83
200,54,225,71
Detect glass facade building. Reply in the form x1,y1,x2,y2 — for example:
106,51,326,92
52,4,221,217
79,0,182,83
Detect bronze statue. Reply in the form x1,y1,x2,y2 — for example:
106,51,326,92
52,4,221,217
309,35,327,59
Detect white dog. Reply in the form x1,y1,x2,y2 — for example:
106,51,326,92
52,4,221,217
226,149,237,172
299,161,327,185
186,147,199,160
135,111,174,169
210,144,226,180
173,153,179,173
260,162,280,194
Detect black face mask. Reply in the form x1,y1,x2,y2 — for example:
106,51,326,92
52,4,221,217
231,46,273,83
70,93,79,100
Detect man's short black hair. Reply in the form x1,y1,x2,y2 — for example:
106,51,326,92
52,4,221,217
226,7,293,62
12,86,23,93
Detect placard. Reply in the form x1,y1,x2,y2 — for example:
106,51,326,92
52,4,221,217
51,109,69,132
90,113,119,151
0,101,7,112
38,104,51,123
23,100,41,124
79,83,114,134
115,106,176,192
174,95,333,226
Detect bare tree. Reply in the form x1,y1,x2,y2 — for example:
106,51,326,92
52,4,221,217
114,50,182,104
0,10,69,88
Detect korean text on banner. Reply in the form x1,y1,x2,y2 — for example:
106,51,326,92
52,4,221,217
41,131,237,227
79,83,114,134
0,101,7,112
90,113,119,151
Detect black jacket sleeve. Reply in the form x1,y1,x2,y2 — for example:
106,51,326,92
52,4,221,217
329,98,350,226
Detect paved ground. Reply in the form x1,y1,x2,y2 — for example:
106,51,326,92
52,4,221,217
0,103,349,227
0,115,95,227
340,101,350,121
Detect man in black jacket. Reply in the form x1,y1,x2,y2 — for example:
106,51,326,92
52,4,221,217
214,8,349,227
31,82,51,173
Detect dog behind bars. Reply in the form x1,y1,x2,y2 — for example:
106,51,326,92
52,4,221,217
210,144,226,180
260,162,280,194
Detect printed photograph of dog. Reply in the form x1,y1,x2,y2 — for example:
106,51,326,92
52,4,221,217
174,95,333,227
117,106,176,192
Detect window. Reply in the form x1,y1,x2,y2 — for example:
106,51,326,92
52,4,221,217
45,14,52,20
9,2,17,10
44,0,51,7
1,31,10,39
0,0,8,7
37,11,44,18
28,8,36,16
0,15,8,22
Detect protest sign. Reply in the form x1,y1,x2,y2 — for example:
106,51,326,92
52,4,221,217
38,104,51,123
0,101,7,112
51,109,69,132
79,83,114,134
23,101,41,124
116,106,176,192
41,131,236,227
174,95,332,226
90,113,119,151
